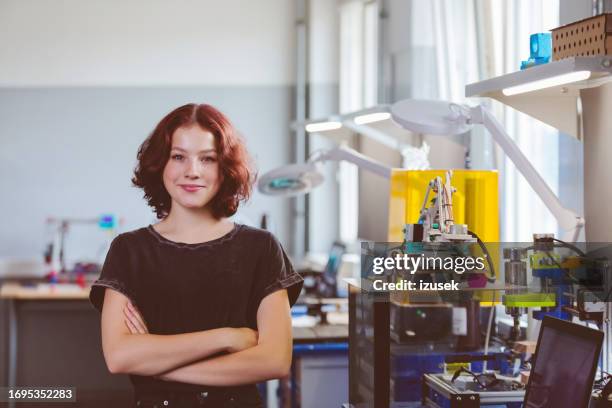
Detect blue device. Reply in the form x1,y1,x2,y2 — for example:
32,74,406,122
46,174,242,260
520,33,552,70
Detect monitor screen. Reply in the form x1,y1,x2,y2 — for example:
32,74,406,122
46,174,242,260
324,242,345,280
318,242,345,298
524,316,603,408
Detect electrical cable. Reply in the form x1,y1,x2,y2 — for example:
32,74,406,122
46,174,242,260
483,292,496,372
451,367,500,389
464,229,497,370
468,229,496,283
544,250,582,287
544,251,564,271
552,238,586,257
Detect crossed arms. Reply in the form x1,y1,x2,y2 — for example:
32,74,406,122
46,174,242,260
100,288,292,386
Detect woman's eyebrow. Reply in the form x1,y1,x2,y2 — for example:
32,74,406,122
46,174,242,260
170,147,216,154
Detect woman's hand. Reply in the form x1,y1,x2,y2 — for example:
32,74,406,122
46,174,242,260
122,301,256,352
123,301,149,334
226,328,258,353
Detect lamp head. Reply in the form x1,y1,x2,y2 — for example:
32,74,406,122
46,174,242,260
390,99,473,135
258,162,324,197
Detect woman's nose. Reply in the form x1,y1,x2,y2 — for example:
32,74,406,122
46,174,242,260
185,159,201,178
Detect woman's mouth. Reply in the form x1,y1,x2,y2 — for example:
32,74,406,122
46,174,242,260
179,184,205,192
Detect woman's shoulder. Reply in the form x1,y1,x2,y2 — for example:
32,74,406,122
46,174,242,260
235,225,291,258
235,224,278,243
110,226,151,247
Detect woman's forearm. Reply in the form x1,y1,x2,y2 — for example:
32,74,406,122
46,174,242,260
104,328,229,376
158,342,291,386
158,290,294,386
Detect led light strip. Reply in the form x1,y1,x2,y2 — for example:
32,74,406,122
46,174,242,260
502,70,591,96
305,121,342,132
353,112,391,125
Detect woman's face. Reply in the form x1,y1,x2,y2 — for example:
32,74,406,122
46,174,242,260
163,125,222,215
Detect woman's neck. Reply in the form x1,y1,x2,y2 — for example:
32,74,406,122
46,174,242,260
154,205,233,243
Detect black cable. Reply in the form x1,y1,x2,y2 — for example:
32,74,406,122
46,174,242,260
553,238,586,257
544,250,577,281
468,230,496,282
544,251,563,270
451,367,500,389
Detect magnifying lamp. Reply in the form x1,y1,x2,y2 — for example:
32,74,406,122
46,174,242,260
258,162,324,197
391,99,585,242
258,145,391,197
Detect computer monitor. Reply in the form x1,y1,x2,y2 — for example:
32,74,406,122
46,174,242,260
317,242,346,297
524,316,604,408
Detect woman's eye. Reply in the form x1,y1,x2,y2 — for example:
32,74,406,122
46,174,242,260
171,154,184,161
202,156,217,163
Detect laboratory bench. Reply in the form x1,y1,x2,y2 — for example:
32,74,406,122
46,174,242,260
0,280,132,408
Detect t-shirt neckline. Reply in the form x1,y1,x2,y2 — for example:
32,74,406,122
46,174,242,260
146,223,240,249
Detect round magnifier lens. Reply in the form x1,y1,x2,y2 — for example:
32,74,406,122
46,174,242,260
269,178,305,191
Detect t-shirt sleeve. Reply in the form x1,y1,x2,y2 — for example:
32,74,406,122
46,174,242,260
89,234,137,313
253,233,303,309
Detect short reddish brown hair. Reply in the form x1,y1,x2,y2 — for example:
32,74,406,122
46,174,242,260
132,104,254,219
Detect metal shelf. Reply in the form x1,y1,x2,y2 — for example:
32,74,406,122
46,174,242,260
465,56,612,138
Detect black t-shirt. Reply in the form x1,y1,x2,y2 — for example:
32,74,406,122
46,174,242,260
89,223,303,396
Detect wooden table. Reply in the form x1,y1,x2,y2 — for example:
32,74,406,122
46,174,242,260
0,282,91,300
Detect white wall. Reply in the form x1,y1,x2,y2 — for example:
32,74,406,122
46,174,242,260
0,1,297,266
307,0,341,254
0,87,293,259
309,0,339,88
559,0,591,25
0,0,295,86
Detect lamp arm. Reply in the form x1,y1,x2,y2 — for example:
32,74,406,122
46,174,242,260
470,105,585,241
318,145,392,179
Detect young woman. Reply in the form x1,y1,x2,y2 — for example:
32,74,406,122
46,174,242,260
89,104,303,408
